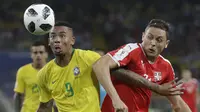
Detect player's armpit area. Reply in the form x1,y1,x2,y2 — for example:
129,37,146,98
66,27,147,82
37,99,54,112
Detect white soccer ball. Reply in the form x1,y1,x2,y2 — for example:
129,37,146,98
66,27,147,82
23,4,55,35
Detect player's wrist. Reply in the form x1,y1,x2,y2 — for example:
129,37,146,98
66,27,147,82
110,94,121,102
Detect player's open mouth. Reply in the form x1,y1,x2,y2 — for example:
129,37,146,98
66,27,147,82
149,48,155,53
36,58,41,61
54,46,61,52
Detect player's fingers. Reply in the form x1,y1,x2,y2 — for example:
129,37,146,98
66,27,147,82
169,87,184,92
170,91,184,95
175,80,183,86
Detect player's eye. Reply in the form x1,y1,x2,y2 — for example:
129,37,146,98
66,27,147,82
60,34,66,38
39,51,44,54
157,38,163,43
147,35,153,40
50,34,56,39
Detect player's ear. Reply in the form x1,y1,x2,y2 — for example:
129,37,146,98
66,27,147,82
142,32,145,41
71,36,75,45
165,40,170,48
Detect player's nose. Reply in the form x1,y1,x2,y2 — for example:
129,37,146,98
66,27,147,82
150,39,156,46
53,36,61,43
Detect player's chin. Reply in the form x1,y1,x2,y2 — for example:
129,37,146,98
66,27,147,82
54,51,63,56
147,52,157,57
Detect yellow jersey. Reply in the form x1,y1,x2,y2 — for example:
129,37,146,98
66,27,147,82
37,49,101,112
14,64,40,112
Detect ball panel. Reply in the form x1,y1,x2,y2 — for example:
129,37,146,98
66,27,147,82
42,6,50,20
27,8,38,17
39,24,52,31
28,21,36,33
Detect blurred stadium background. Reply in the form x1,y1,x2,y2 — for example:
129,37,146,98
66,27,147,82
0,0,200,111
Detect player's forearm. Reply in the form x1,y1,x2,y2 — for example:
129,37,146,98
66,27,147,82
168,96,191,112
14,93,23,112
111,68,159,91
93,62,120,101
173,101,191,112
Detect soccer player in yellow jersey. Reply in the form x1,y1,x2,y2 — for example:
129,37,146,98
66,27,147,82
37,21,101,112
14,41,48,112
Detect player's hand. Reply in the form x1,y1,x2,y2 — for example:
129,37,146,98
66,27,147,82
112,98,128,112
155,77,184,96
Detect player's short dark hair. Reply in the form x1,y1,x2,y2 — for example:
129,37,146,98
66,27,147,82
31,40,47,51
55,21,73,29
146,19,170,39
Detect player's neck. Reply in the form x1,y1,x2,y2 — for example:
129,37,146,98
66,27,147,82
32,62,45,70
147,56,156,63
55,48,75,67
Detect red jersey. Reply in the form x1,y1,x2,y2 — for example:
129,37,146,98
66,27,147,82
181,78,199,112
101,43,175,112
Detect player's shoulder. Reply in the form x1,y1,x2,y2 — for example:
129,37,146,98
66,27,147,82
109,43,140,55
76,49,99,56
40,59,54,71
158,55,172,67
75,49,100,58
38,59,54,77
17,63,32,72
120,43,140,51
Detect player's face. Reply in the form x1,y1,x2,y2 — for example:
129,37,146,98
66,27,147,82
142,27,169,59
49,26,75,56
31,46,47,64
182,70,192,80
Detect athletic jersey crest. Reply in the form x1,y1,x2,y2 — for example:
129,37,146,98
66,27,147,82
73,66,80,76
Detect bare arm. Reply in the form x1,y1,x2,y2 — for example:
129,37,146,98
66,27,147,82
167,96,191,112
37,100,53,112
93,55,119,101
111,68,183,96
111,68,159,91
14,92,24,112
93,54,128,111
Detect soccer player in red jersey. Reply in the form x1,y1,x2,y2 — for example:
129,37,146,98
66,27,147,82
93,19,191,112
180,69,199,112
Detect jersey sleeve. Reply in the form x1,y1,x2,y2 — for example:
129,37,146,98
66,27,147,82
14,68,25,93
107,43,138,67
37,68,52,103
165,63,175,83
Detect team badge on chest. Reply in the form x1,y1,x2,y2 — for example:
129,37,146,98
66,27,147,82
73,67,80,76
154,71,162,82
